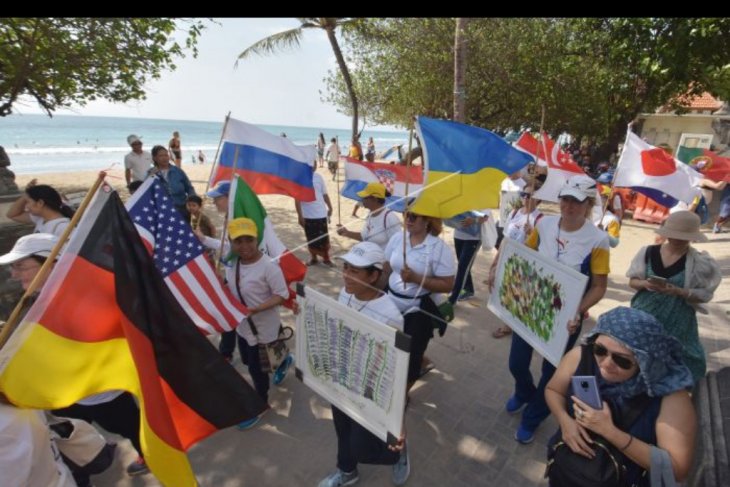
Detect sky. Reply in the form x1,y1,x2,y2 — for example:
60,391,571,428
15,18,381,131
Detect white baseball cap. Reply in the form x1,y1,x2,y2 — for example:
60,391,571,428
127,134,142,146
0,233,58,265
336,241,385,269
558,174,597,202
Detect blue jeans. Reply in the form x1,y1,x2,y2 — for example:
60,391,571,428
508,323,582,431
449,238,480,303
237,334,270,403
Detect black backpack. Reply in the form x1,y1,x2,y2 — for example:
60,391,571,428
545,346,650,487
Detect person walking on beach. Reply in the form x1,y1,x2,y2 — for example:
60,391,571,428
317,132,326,168
168,131,182,168
123,134,152,187
365,137,376,162
317,241,410,487
149,145,195,218
325,137,341,181
295,166,334,266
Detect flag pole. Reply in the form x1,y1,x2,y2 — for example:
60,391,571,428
401,117,416,289
216,144,241,271
0,172,107,351
528,105,545,194
205,111,232,194
336,156,342,226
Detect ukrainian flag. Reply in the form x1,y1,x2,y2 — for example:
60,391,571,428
410,116,533,218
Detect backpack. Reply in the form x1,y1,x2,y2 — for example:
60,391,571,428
545,346,650,487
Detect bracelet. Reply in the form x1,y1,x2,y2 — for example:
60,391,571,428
620,434,633,451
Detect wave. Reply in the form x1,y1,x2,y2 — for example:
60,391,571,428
8,144,222,156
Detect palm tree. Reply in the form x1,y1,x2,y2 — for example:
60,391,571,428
237,18,360,139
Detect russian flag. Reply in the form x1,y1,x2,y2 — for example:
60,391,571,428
210,117,316,201
342,157,423,212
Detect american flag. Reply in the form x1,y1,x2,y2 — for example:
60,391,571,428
125,177,246,334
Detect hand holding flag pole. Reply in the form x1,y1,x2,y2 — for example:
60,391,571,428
0,172,107,351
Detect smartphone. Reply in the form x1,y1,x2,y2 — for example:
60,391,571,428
571,375,603,410
647,276,668,287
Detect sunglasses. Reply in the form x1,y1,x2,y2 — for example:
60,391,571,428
592,342,635,370
405,213,421,222
519,192,532,199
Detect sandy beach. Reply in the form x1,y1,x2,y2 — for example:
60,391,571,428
9,164,730,486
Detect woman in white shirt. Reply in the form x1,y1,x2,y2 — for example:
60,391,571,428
336,182,401,250
383,211,455,389
6,180,73,237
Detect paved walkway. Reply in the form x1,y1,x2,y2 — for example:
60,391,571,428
93,201,730,487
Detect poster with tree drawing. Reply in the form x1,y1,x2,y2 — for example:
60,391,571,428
487,239,588,366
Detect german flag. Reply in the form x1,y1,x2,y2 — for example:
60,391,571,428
0,187,267,486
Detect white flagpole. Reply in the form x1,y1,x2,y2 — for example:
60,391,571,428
205,111,232,194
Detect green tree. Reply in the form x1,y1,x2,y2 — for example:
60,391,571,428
325,18,730,156
237,17,361,139
0,18,205,117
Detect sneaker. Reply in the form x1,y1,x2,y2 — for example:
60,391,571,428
505,395,526,414
514,425,535,445
273,354,293,385
237,415,261,430
126,456,150,476
318,468,360,487
392,440,410,485
713,224,723,234
457,290,474,301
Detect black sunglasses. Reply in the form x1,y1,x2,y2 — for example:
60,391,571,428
405,213,420,222
592,342,635,370
519,192,532,199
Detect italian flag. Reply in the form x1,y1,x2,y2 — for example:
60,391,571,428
228,174,307,287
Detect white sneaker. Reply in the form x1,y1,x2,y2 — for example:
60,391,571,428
392,441,410,485
318,469,359,487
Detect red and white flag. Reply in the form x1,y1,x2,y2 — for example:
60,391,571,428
614,131,702,206
514,132,586,202
126,177,249,337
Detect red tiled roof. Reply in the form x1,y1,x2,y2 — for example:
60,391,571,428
658,91,723,113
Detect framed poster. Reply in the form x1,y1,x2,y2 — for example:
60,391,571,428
487,239,588,366
499,191,521,226
295,285,410,445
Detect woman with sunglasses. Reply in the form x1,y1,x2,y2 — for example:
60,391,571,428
383,210,455,390
489,174,610,444
545,307,696,486
626,211,721,382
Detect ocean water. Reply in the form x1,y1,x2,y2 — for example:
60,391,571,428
0,114,408,175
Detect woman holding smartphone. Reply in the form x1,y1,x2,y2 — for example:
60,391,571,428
626,211,721,382
545,306,696,486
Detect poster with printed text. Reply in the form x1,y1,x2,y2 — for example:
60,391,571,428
487,239,588,366
295,286,410,444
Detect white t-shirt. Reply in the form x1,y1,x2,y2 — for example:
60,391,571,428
504,208,543,243
325,142,340,162
361,209,401,249
338,289,404,331
0,404,75,487
499,177,526,227
124,150,153,182
29,214,70,237
384,232,456,314
225,255,289,344
300,172,329,220
525,215,610,276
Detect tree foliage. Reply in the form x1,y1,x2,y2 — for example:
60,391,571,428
0,18,205,117
324,18,730,155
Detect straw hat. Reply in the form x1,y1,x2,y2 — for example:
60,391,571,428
655,211,707,242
